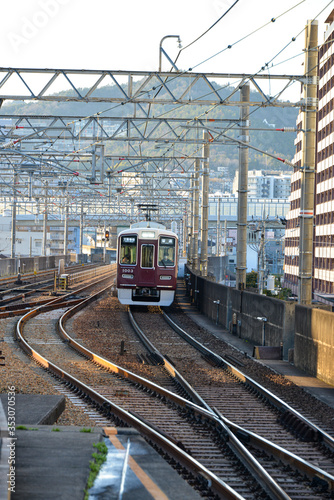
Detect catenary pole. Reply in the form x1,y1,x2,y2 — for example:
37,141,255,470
298,20,318,305
193,159,200,271
11,171,18,259
42,182,48,256
80,201,84,256
236,84,250,290
200,131,210,277
63,194,69,257
188,174,194,265
217,197,221,257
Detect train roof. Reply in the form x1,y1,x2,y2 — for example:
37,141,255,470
118,222,177,239
130,221,166,229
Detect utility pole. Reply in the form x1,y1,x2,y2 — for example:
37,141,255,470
223,219,227,284
103,221,106,263
236,84,250,290
183,212,187,257
216,197,221,256
42,182,48,256
298,20,318,305
11,171,18,259
258,205,267,294
63,194,69,257
258,222,266,294
80,201,84,255
193,159,200,271
188,174,194,265
200,131,210,277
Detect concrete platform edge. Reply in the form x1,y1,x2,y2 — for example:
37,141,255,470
38,396,65,425
0,398,11,500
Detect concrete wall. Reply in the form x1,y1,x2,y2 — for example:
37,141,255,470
70,253,88,264
185,266,295,360
295,305,334,386
185,267,334,381
0,254,75,277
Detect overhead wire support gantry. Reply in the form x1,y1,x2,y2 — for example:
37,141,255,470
0,67,306,108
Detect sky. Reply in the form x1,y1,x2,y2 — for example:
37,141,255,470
0,0,333,100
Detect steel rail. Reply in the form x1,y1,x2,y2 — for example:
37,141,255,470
214,409,334,492
58,286,290,499
16,284,244,499
0,264,113,305
127,307,212,411
162,310,334,454
131,307,334,493
16,270,116,339
60,293,334,495
19,279,334,497
59,296,210,410
128,308,334,495
0,298,83,319
127,308,292,500
0,262,100,287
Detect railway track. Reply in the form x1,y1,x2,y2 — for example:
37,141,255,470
131,307,334,496
14,286,334,498
16,289,249,498
0,262,103,305
0,263,114,314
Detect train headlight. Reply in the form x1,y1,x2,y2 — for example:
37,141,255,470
160,275,172,280
122,274,134,279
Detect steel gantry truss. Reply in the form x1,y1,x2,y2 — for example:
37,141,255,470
0,114,241,146
0,67,306,108
0,66,306,261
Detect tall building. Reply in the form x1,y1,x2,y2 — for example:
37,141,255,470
314,10,334,299
284,11,334,301
232,170,291,199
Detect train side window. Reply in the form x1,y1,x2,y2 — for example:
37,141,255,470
141,244,154,268
158,237,175,267
120,235,137,265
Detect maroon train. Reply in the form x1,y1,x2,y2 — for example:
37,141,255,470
116,222,178,306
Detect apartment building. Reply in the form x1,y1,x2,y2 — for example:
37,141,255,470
284,11,334,300
232,170,291,199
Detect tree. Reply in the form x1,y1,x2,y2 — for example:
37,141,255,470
246,271,258,289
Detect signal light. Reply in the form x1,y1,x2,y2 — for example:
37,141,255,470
105,230,110,241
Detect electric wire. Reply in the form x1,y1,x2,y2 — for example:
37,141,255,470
173,0,240,67
61,0,315,168
64,1,309,129
28,0,307,188
1,1,331,213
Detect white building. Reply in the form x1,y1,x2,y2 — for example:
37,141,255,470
0,215,79,257
233,170,291,199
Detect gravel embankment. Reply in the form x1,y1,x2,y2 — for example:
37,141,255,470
0,317,98,427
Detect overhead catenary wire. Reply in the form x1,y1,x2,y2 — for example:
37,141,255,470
4,1,331,207
64,0,310,129
29,0,310,186
61,0,323,167
172,0,240,67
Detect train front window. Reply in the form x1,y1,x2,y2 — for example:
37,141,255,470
120,235,137,265
158,237,175,267
141,244,154,268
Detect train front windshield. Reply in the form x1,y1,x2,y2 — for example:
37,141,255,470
120,235,137,264
158,237,176,267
